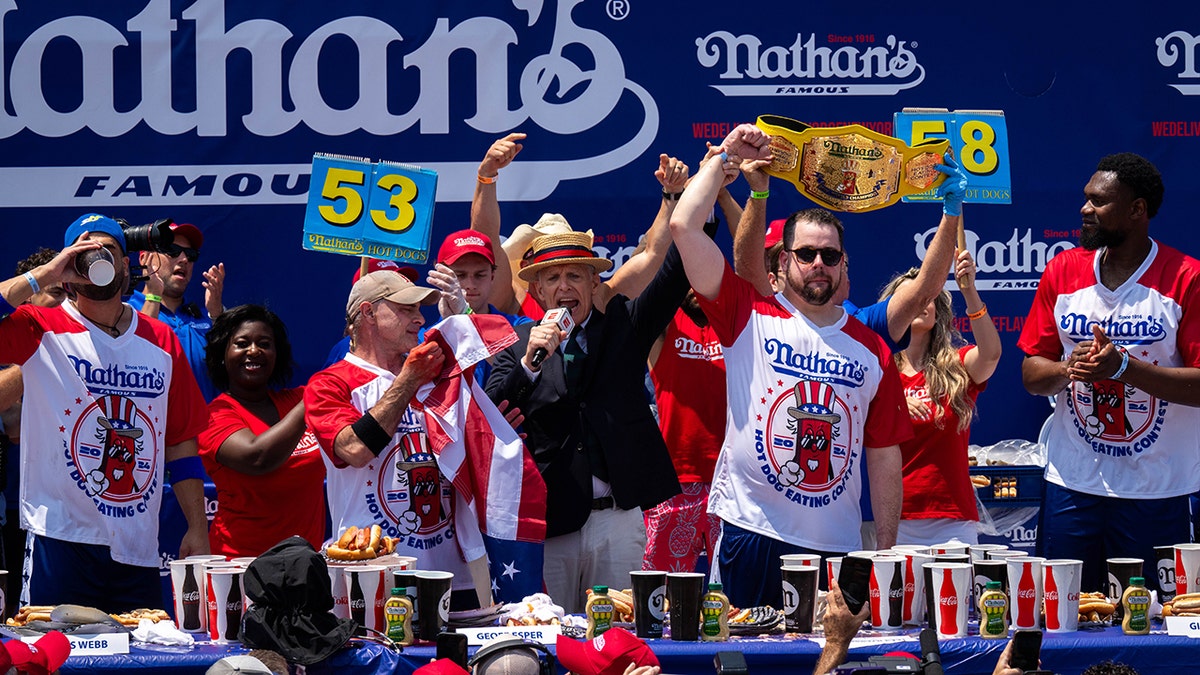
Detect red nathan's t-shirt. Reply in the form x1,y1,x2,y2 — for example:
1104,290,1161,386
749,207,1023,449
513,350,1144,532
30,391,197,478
199,388,327,557
650,309,725,483
899,345,984,522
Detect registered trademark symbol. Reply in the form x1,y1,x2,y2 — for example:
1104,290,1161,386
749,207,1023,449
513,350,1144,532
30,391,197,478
911,41,918,48
606,0,630,20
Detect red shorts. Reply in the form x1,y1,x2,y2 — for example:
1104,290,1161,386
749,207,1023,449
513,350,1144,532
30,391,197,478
641,482,721,573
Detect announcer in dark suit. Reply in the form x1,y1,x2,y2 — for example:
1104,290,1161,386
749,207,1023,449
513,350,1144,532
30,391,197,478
486,230,684,612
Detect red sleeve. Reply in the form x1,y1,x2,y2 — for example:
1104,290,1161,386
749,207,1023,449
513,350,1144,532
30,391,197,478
863,352,914,448
304,368,356,468
694,262,786,346
1173,257,1200,368
0,305,57,365
1018,255,1066,360
159,325,209,446
198,395,245,476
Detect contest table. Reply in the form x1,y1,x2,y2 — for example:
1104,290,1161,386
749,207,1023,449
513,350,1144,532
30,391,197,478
394,626,1194,675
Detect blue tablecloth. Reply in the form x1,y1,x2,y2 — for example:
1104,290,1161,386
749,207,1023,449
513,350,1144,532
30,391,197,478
58,627,1194,675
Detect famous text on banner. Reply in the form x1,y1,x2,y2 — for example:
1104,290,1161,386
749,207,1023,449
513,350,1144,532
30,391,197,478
303,153,438,264
893,109,1012,205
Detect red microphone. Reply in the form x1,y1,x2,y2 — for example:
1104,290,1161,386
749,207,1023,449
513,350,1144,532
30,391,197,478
530,307,576,368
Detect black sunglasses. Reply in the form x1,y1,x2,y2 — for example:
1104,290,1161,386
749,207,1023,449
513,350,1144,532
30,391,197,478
162,244,200,262
789,246,844,266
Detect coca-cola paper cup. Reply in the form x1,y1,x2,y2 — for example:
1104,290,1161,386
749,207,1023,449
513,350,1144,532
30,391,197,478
987,550,1029,561
970,544,1008,562
1042,559,1082,632
931,541,970,557
1175,544,1200,596
1155,544,1177,602
780,553,822,569
825,557,843,593
344,565,387,634
927,562,971,638
206,567,246,643
891,545,931,555
329,564,349,619
868,555,905,630
1006,556,1045,631
169,559,207,633
898,550,933,626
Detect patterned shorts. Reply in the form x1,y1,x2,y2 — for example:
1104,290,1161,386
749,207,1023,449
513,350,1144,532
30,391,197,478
642,482,722,573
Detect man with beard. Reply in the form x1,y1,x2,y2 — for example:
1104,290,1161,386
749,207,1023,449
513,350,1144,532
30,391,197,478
0,214,210,611
668,125,912,607
1019,153,1200,593
131,222,226,401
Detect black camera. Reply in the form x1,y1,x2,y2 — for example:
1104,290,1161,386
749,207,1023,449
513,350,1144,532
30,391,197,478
116,217,175,253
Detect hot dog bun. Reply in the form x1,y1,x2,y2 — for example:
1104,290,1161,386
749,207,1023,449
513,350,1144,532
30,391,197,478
326,544,378,561
337,526,359,548
369,525,382,552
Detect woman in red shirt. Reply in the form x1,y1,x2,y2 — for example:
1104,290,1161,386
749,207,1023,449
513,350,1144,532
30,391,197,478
880,249,1001,545
199,305,326,557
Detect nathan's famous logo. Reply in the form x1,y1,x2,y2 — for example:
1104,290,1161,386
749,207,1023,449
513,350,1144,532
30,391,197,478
754,380,858,507
1067,377,1166,458
673,335,723,362
68,394,158,513
365,430,454,547
764,338,867,387
914,226,1074,291
696,31,923,96
68,356,166,398
1058,313,1167,346
1157,31,1200,95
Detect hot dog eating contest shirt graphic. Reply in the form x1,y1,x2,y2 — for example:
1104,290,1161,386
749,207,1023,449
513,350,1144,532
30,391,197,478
0,302,208,568
306,353,469,586
697,267,911,552
1019,242,1200,498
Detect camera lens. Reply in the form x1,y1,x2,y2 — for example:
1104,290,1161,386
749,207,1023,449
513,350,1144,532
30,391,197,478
121,218,174,252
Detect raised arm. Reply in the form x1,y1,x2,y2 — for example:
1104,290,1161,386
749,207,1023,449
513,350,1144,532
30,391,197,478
732,155,775,296
669,125,770,300
473,133,526,314
956,249,1001,383
596,154,689,307
1,238,98,308
884,156,968,343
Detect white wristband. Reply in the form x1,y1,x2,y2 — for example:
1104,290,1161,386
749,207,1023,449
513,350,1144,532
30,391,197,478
1112,347,1130,380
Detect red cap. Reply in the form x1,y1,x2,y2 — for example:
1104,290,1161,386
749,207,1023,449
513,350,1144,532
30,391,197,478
555,628,659,675
5,631,71,675
765,219,786,249
414,658,471,675
351,259,419,285
170,222,204,249
437,230,495,266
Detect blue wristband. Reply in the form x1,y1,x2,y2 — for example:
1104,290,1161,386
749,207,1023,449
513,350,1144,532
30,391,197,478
165,456,206,485
23,272,39,294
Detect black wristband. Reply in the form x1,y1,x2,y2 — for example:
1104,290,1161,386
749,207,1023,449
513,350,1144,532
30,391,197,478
662,189,683,201
351,412,392,456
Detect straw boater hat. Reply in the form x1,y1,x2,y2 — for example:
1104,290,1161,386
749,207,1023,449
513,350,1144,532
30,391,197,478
502,213,593,273
517,230,613,282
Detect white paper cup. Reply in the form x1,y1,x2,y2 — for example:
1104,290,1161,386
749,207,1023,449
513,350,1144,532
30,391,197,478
780,553,822,568
345,565,388,633
825,557,843,592
868,555,905,630
206,567,246,643
931,541,970,557
899,551,934,626
1007,556,1045,630
1042,559,1082,632
329,564,349,619
231,557,258,566
891,545,931,555
169,559,207,633
1175,544,1200,596
970,544,1008,562
987,550,1029,561
928,562,971,638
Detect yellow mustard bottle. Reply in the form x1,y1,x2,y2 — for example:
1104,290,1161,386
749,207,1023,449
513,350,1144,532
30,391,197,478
586,585,614,638
1121,576,1151,635
978,581,1008,639
384,587,414,646
701,582,730,641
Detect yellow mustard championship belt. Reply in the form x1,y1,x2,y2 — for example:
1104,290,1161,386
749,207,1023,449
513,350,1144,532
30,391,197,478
756,114,949,213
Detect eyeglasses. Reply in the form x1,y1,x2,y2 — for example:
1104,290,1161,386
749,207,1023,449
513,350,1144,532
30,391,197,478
789,247,844,266
162,244,200,262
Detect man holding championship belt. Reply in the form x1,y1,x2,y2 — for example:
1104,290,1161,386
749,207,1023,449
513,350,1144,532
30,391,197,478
1020,153,1200,593
669,125,913,608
